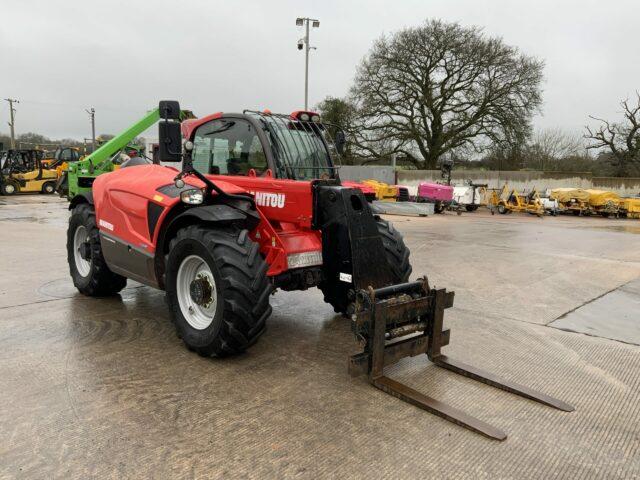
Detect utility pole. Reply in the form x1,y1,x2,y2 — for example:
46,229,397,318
4,98,19,149
86,108,96,152
296,17,320,110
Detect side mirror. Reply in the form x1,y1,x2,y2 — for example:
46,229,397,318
335,130,346,155
158,100,182,162
159,100,181,120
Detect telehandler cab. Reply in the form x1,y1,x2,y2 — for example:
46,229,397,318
66,101,572,440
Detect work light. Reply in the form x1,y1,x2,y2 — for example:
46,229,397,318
180,189,204,205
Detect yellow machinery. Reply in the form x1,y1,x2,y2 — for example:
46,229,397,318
550,188,592,215
42,146,82,177
551,188,629,218
362,179,399,202
0,149,59,195
488,184,544,216
585,189,622,217
621,198,640,219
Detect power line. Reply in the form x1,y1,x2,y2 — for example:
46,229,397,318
18,98,145,114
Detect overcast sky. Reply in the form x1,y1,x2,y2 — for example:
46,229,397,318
1,0,638,142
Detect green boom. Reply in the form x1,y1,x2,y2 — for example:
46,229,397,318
66,108,160,199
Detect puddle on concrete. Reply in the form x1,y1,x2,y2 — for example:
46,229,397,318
584,224,640,234
0,215,53,224
37,278,80,299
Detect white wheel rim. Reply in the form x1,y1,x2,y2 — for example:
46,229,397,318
73,225,92,277
176,255,217,330
45,184,53,193
5,184,15,194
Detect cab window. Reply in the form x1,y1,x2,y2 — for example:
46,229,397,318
192,118,268,176
59,149,76,162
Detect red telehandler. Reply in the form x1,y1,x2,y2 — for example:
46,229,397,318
66,101,572,440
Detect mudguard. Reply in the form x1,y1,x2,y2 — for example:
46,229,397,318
172,203,256,227
153,202,261,289
69,191,94,210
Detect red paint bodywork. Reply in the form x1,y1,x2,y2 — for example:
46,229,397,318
93,164,322,277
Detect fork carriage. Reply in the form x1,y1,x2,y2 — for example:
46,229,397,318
349,278,574,440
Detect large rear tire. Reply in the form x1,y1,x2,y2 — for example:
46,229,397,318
165,225,272,357
67,203,127,296
319,217,412,314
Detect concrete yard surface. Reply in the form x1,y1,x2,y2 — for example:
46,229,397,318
1,195,640,479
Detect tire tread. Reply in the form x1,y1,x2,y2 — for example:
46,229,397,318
167,225,272,357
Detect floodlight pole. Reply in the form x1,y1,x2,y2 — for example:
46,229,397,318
304,20,310,110
296,17,319,110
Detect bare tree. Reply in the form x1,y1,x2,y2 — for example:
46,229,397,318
348,19,544,169
585,93,640,177
526,128,585,170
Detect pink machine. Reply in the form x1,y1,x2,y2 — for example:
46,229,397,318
417,182,454,213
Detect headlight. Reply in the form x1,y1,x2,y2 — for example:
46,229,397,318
311,115,320,123
180,188,204,204
287,250,323,269
299,113,310,122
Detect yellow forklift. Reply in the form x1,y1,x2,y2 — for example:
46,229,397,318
42,146,82,177
0,149,59,195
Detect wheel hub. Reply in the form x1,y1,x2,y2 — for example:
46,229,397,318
189,274,213,308
79,242,91,260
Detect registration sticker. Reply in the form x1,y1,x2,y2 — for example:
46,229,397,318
98,219,114,231
339,272,353,283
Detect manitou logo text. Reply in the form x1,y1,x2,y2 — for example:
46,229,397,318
253,191,286,209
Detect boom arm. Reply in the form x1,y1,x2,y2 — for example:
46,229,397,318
66,108,160,199
83,108,160,169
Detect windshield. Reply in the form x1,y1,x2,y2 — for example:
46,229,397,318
247,112,336,181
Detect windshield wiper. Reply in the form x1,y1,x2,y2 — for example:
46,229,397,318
260,120,296,180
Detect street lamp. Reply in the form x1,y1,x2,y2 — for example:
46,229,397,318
296,17,320,110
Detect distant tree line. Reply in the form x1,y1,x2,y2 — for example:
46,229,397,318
317,19,640,178
0,132,83,152
0,132,123,154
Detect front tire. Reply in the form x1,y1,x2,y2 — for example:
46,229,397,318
42,181,56,194
319,217,412,314
165,225,272,357
67,203,127,296
1,181,18,195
